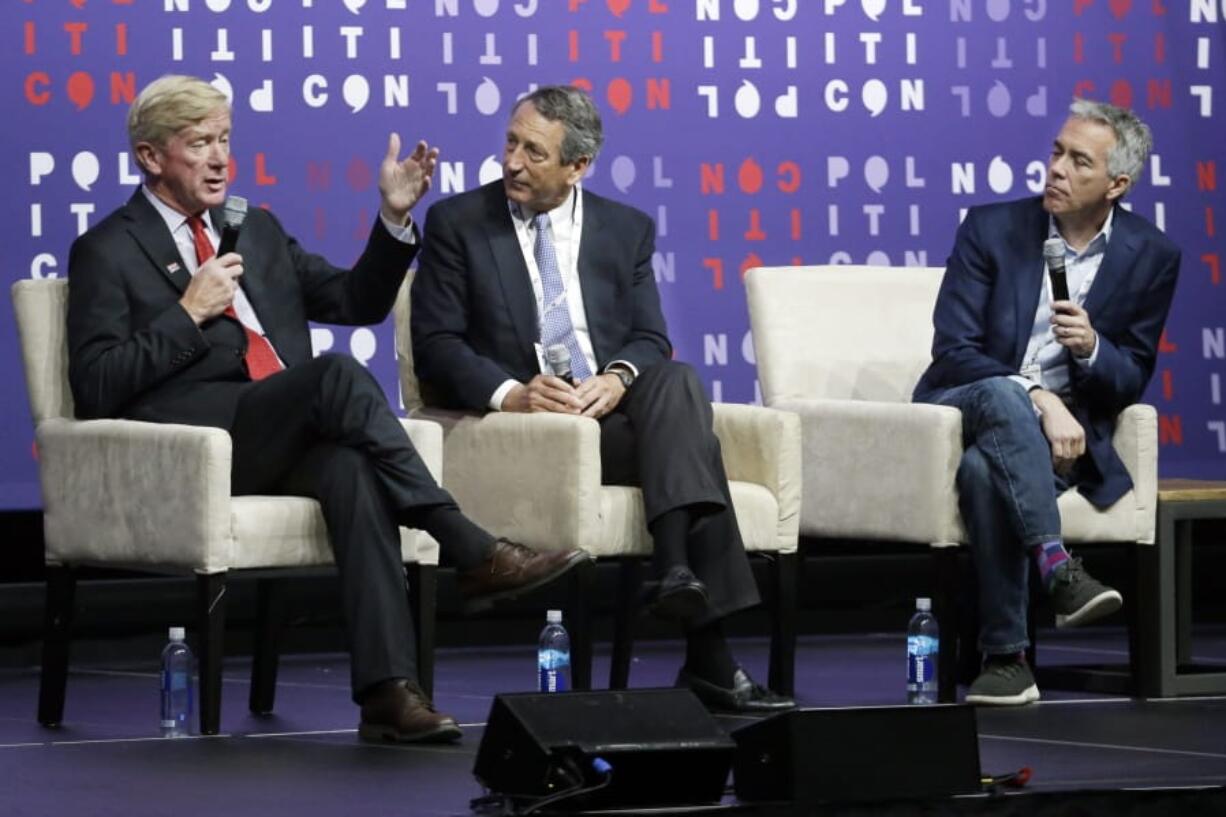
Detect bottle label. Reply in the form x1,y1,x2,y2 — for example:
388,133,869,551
538,647,570,692
907,635,938,686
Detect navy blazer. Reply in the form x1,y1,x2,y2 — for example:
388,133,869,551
913,196,1181,508
410,181,671,410
67,190,415,429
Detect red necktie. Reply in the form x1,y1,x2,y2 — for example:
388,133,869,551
187,215,284,381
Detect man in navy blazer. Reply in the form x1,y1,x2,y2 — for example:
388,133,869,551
67,75,586,742
913,99,1180,705
412,85,793,713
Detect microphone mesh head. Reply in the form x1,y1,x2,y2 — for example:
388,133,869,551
545,343,570,375
222,195,248,229
1042,237,1064,261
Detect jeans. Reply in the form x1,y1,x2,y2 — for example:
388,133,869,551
934,377,1064,655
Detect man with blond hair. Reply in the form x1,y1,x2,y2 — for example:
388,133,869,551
913,99,1181,705
67,75,587,743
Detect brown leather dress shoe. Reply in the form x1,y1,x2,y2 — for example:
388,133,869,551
457,539,591,613
358,679,462,744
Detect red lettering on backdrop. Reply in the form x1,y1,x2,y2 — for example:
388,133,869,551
606,78,631,115
65,22,87,55
649,0,668,10
569,31,579,61
25,21,36,54
1108,79,1132,108
110,71,136,104
645,78,670,109
116,22,128,56
1162,369,1174,400
1203,253,1221,285
1073,0,1093,15
739,253,762,280
1158,330,1177,353
777,161,801,193
738,158,763,194
25,72,51,105
700,164,724,195
744,210,766,241
604,30,626,62
790,209,802,240
1159,415,1182,446
1207,207,1216,238
651,31,663,62
1197,161,1216,191
1107,33,1126,63
66,71,95,109
707,210,720,240
703,258,723,290
255,153,278,186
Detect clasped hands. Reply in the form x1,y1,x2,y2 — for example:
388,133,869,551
503,373,626,418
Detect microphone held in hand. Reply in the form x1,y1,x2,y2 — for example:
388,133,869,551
1042,238,1070,302
217,195,249,256
545,344,573,384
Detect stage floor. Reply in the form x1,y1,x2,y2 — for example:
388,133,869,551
2,628,1224,815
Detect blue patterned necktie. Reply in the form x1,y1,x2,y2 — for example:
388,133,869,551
532,212,593,381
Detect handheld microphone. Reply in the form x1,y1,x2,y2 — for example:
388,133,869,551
217,195,248,256
1042,238,1070,302
545,344,573,383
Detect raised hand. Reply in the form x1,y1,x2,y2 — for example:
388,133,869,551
378,133,440,226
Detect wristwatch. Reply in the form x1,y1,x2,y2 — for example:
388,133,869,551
606,364,635,390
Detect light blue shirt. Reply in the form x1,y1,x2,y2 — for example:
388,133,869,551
1010,210,1111,398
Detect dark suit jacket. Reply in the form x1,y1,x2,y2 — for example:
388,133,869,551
410,181,671,409
67,190,415,429
912,196,1181,507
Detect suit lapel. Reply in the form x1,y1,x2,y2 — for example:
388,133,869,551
484,187,539,354
1010,198,1049,367
1083,205,1141,319
577,191,614,365
122,191,192,295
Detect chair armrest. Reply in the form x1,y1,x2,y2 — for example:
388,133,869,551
36,417,233,571
1112,403,1158,544
398,417,443,484
416,409,603,550
712,403,802,552
773,398,965,545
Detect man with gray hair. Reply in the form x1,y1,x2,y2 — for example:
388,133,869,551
67,74,588,743
411,85,794,712
913,99,1181,705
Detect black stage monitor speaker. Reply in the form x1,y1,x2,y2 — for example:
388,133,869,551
474,689,735,810
733,704,981,804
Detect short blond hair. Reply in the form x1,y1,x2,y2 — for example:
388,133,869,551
128,75,229,168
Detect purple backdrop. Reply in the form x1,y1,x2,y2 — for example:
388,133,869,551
4,0,1224,509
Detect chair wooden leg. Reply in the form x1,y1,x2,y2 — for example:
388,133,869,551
567,560,595,691
933,547,961,704
196,572,227,736
407,563,437,701
768,552,798,696
38,565,76,727
248,578,283,716
609,559,643,689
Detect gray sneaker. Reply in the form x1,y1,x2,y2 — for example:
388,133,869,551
965,658,1040,706
1049,556,1123,628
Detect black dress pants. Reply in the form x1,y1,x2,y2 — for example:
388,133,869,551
227,354,460,698
598,361,760,623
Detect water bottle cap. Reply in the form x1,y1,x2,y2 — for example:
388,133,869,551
915,597,932,612
168,626,186,642
546,609,563,624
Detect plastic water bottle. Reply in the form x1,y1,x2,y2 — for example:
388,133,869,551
160,626,194,737
906,598,939,705
538,610,571,693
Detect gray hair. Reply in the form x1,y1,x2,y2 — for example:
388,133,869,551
1068,98,1153,193
513,86,604,165
128,75,229,165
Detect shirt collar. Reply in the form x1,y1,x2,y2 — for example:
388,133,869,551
510,184,580,227
141,185,213,237
1047,207,1114,260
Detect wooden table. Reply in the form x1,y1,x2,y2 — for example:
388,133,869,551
1135,479,1226,697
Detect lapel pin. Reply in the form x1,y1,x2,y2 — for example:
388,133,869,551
166,262,181,274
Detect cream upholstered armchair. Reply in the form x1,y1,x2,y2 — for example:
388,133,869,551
745,265,1158,697
13,278,444,735
393,277,803,694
